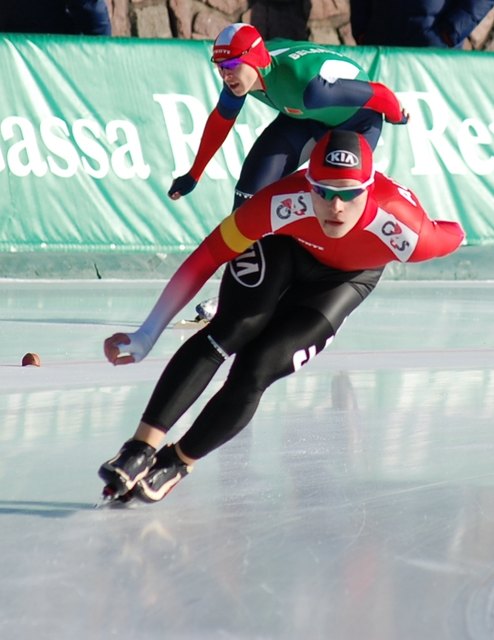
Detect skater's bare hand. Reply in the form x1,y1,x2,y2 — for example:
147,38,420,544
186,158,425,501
104,329,153,365
104,333,135,366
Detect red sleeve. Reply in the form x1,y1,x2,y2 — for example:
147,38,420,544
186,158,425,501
189,107,236,181
166,188,274,305
372,174,465,262
138,196,271,342
138,238,226,342
202,193,271,258
365,82,405,123
159,241,223,315
411,219,465,262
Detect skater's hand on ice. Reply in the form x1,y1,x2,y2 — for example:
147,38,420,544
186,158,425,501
104,330,153,365
104,333,132,365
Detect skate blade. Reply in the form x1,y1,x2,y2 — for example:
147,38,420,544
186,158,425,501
172,318,209,330
95,485,136,509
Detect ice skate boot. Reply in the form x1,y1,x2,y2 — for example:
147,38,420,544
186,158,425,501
136,445,193,503
98,439,156,499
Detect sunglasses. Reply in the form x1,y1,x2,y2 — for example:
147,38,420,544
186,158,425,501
215,57,243,71
306,174,374,202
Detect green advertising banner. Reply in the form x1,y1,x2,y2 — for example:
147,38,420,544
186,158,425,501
0,34,493,255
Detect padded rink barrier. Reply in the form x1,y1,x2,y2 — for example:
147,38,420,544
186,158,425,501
0,33,493,265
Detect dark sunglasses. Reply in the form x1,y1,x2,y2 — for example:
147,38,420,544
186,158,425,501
306,174,374,202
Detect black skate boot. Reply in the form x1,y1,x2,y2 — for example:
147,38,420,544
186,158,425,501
98,439,157,498
135,445,192,503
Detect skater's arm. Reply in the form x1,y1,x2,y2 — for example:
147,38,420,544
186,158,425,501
104,244,224,365
104,221,247,365
168,88,245,200
373,175,465,262
366,83,409,124
104,191,277,365
303,76,409,124
410,218,465,261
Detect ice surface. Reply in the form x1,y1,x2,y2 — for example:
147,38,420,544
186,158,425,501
1,280,493,640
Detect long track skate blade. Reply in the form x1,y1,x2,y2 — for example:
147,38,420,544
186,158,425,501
95,485,136,509
172,318,209,330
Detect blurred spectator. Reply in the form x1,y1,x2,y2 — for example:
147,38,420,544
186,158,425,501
0,0,112,36
350,0,494,48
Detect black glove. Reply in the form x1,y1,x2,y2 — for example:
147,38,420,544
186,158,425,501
385,108,409,125
168,173,198,198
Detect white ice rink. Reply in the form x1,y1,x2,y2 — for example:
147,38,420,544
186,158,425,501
1,279,494,639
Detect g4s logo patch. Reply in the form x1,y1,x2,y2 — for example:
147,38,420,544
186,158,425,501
270,192,315,231
365,208,418,261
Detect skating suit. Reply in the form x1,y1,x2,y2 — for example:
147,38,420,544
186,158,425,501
189,42,407,186
141,171,464,453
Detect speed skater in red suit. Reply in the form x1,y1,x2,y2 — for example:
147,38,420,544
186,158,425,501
168,22,410,321
99,130,464,504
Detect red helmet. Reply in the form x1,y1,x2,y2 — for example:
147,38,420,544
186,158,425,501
212,23,271,70
308,130,374,184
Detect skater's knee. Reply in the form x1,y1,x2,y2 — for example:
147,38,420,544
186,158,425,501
228,351,282,393
208,315,267,355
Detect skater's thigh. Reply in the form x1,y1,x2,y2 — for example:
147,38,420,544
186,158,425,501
229,302,334,386
208,235,297,353
230,270,384,383
281,267,384,331
235,115,326,198
335,108,383,150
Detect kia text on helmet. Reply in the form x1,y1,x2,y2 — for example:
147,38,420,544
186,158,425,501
325,150,359,167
